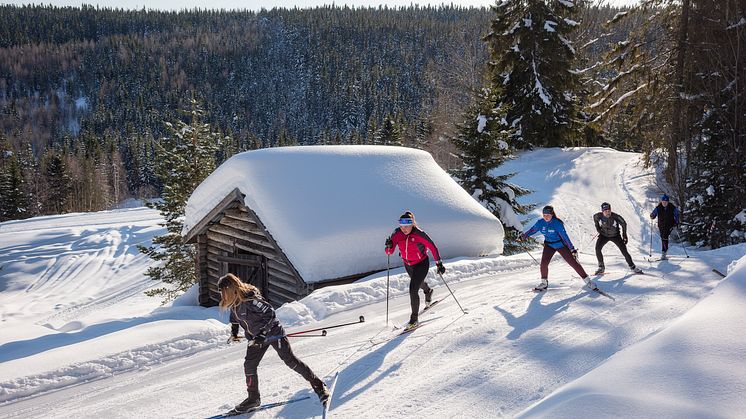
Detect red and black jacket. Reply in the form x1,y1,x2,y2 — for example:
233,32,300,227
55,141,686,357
385,227,441,266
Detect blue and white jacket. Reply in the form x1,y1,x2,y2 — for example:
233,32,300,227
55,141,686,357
523,218,575,250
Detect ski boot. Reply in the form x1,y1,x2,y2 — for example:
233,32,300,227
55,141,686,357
233,393,261,413
424,288,434,306
661,251,667,260
594,266,605,275
533,278,548,291
582,276,598,290
312,380,331,404
404,319,420,331
630,265,643,274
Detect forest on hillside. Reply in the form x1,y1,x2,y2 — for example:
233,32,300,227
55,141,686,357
0,2,743,250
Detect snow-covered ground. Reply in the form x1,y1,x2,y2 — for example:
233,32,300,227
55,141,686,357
1,147,745,418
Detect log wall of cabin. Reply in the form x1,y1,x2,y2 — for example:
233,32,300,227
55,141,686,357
200,204,307,307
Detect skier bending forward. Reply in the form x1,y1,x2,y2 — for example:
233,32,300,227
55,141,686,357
219,273,330,414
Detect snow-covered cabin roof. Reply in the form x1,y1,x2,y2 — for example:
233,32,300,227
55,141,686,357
183,145,504,283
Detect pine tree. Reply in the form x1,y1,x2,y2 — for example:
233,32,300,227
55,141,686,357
138,97,222,302
681,0,745,248
42,148,71,215
373,115,403,146
485,0,583,149
0,140,29,221
449,87,534,255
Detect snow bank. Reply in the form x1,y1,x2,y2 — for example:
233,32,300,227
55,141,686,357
184,146,504,283
276,255,535,327
518,244,746,418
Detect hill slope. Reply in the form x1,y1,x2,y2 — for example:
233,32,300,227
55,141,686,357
0,147,744,418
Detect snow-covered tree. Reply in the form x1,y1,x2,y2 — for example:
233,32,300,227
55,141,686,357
0,140,29,221
139,98,223,302
485,0,583,149
372,115,403,146
449,86,534,255
684,130,745,248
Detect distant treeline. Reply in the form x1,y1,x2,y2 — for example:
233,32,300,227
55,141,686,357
0,3,620,219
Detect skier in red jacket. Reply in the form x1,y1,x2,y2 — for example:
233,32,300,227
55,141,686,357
385,211,445,329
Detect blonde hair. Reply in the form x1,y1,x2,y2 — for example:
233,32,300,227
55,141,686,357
218,273,262,310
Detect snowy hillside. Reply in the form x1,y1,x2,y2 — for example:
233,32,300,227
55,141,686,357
1,147,745,419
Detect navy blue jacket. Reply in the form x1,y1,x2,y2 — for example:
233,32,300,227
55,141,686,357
229,291,282,339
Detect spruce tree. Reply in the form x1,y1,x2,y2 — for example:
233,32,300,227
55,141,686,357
42,149,71,215
139,98,222,302
485,0,583,149
449,87,534,255
373,115,403,146
0,141,29,221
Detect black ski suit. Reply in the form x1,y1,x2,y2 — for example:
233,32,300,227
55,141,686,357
229,291,324,399
651,203,679,252
593,211,636,269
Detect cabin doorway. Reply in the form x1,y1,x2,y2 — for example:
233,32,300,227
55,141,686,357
217,252,269,300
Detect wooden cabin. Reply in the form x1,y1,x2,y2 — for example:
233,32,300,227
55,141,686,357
182,146,504,309
182,187,382,307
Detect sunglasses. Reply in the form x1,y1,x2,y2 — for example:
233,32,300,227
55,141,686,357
399,218,414,226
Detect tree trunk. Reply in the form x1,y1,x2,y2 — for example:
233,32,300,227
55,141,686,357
668,0,691,202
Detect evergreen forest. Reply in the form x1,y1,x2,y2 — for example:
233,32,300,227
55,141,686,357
0,2,743,252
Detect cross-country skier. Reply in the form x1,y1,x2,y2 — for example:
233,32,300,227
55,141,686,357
385,211,444,330
650,194,680,260
593,202,642,274
519,205,597,291
218,273,330,414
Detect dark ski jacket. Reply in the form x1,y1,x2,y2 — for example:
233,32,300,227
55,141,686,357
523,217,575,250
385,226,441,266
651,203,679,231
229,291,282,339
593,212,627,238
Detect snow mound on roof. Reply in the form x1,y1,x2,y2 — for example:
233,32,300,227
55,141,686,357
184,145,504,283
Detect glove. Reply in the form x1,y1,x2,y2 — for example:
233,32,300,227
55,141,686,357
570,249,578,261
385,237,393,250
650,214,655,219
623,234,628,245
226,334,242,344
517,233,527,242
250,332,267,346
436,261,446,275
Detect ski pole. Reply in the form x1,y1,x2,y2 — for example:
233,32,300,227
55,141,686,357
649,215,653,257
674,227,690,258
285,316,365,337
525,249,540,266
246,332,328,346
585,233,598,251
436,272,467,315
386,254,390,326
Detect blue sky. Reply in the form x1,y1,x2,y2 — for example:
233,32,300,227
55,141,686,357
4,1,640,11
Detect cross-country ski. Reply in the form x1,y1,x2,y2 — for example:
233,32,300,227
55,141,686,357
321,372,340,419
205,396,311,419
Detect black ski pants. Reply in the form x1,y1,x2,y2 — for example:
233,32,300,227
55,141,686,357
243,334,322,397
659,227,673,252
595,235,635,268
404,257,432,323
540,245,588,279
